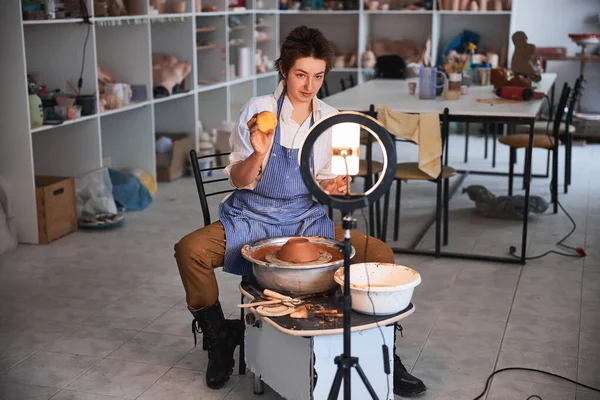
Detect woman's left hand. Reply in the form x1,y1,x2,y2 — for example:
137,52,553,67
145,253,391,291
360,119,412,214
320,176,351,195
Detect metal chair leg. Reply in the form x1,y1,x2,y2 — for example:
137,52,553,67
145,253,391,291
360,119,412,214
464,122,470,163
238,292,246,375
443,177,449,246
492,124,498,168
435,176,442,258
253,373,264,395
393,180,401,242
565,133,572,193
484,124,489,159
508,148,515,196
552,138,559,214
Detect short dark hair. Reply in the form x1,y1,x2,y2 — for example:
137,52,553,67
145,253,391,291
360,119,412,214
276,26,335,77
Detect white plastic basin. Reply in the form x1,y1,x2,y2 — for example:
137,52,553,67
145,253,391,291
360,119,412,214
334,263,421,316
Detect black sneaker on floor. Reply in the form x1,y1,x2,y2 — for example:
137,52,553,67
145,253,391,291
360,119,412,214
393,354,427,397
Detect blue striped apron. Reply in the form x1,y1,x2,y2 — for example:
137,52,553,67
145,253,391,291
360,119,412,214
218,91,335,276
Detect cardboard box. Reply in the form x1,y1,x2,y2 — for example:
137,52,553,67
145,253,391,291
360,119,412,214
155,133,195,182
35,176,78,244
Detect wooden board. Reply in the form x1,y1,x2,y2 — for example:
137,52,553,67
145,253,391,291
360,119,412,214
240,281,415,337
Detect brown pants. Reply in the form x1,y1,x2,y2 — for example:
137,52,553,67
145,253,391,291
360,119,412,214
175,221,395,311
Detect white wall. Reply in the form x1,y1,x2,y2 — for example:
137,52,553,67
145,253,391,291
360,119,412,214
511,0,600,113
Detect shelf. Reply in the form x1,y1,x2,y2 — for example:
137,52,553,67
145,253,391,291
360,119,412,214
230,25,248,31
229,41,248,47
229,75,258,85
278,10,359,14
150,12,194,19
437,10,511,15
197,81,229,92
196,26,218,32
255,23,270,28
93,15,149,22
23,18,85,25
100,101,152,117
153,91,195,104
30,114,98,133
365,10,433,14
197,43,218,50
256,71,279,78
195,11,228,16
256,38,271,43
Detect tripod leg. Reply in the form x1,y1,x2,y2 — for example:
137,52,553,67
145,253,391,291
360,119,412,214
354,361,380,400
327,361,345,400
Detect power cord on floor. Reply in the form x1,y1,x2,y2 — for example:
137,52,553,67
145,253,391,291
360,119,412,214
508,197,586,259
508,95,586,260
473,367,600,400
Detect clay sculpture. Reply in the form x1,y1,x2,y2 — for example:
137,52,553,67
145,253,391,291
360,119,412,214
510,31,541,82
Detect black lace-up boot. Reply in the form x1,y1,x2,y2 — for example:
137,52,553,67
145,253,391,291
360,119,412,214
191,301,245,389
393,324,426,397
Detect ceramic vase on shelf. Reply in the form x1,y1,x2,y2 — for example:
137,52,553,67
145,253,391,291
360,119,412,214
150,0,166,13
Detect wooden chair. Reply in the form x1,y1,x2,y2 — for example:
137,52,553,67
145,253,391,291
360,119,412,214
380,108,455,251
189,149,247,376
498,82,571,214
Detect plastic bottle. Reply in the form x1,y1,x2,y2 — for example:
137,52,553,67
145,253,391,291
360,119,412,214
28,84,43,129
462,42,477,86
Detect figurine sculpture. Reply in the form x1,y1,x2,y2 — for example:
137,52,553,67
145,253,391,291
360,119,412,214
510,31,541,82
152,53,192,97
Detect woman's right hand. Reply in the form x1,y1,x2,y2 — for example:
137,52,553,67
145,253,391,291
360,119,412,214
247,114,275,156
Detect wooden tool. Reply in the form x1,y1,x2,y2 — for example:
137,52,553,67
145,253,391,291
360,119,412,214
237,299,286,308
263,289,302,305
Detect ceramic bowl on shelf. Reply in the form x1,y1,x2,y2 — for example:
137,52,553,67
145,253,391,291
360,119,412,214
334,263,421,316
568,33,600,46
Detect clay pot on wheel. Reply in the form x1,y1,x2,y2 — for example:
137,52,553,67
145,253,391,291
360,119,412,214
277,238,321,263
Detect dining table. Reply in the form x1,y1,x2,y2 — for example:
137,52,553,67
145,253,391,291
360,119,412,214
323,73,558,265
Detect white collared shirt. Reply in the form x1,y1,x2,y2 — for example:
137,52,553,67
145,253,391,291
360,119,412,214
224,81,338,189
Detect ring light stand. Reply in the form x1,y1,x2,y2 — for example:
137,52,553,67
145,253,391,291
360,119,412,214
299,112,397,400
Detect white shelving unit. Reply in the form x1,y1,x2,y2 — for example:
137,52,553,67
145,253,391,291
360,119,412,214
1,0,513,244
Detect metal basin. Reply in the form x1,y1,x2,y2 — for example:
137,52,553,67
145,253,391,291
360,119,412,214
241,236,355,295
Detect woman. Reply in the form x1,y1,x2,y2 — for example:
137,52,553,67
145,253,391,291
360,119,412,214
174,25,426,397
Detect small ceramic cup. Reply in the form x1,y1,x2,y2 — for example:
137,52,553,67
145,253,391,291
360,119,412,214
408,82,417,95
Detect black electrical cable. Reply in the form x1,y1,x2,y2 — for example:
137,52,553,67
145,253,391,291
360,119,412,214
472,367,600,400
77,23,92,93
77,0,92,93
342,153,390,400
360,206,390,400
507,95,586,260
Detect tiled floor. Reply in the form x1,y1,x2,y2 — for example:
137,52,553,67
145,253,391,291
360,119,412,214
0,135,599,400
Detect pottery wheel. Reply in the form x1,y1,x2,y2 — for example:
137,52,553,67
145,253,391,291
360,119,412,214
256,304,295,317
265,250,332,266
